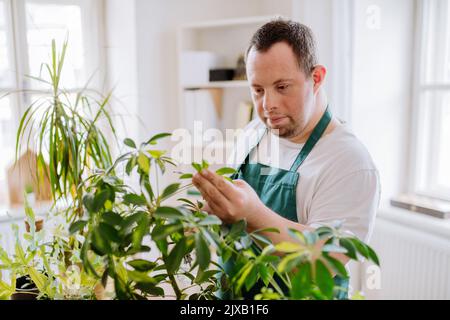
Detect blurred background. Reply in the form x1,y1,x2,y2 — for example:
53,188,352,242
0,0,449,299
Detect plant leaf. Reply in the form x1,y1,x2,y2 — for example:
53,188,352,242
166,238,187,275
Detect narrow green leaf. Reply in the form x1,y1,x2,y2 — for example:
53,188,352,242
147,133,171,145
215,167,236,176
195,233,210,271
160,183,180,200
166,238,187,275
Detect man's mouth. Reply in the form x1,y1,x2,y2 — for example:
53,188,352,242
267,115,287,126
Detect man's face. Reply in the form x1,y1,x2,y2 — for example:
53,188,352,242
246,42,315,139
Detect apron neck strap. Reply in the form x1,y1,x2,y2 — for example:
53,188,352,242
289,105,332,172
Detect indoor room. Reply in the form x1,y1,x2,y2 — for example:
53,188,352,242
0,0,449,302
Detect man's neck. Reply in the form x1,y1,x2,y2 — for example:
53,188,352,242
288,103,339,144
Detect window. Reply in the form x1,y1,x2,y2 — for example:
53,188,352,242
0,0,102,205
412,0,450,201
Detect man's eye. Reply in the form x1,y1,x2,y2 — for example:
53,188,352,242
278,85,289,90
253,88,263,95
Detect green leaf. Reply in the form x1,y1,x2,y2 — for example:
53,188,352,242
244,264,259,292
228,220,247,239
83,193,95,214
290,262,312,299
198,215,222,226
137,153,150,174
127,270,156,284
160,183,180,200
147,133,171,145
192,162,202,172
151,223,183,241
132,215,150,249
102,211,124,226
215,167,236,176
250,233,272,246
123,193,147,206
322,244,348,254
194,269,220,284
201,160,209,170
179,173,193,179
275,242,303,253
315,259,334,299
94,189,111,212
91,227,112,255
195,233,210,271
277,252,303,273
323,254,348,278
366,245,380,266
258,264,271,286
166,238,187,275
154,206,185,220
124,138,136,149
127,259,157,272
148,150,165,159
98,222,121,243
303,230,319,245
135,283,165,296
339,238,357,260
69,220,88,234
252,227,280,234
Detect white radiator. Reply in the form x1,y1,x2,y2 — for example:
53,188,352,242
360,207,450,300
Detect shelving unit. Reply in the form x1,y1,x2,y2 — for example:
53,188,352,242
176,15,277,154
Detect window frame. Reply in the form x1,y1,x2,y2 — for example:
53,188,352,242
0,0,105,204
409,0,450,202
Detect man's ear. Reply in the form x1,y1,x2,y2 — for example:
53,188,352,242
311,65,327,94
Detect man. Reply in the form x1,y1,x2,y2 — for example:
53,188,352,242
192,19,380,298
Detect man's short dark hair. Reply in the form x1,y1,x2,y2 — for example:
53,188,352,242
246,18,318,76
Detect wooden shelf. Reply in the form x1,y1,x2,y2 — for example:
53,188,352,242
182,80,248,90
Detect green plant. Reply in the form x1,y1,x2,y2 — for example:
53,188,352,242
15,38,117,223
67,134,379,300
0,200,101,300
1,39,380,300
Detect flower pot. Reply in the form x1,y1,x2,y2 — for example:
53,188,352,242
25,217,44,233
11,275,39,300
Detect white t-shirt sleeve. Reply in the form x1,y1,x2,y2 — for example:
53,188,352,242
307,169,381,243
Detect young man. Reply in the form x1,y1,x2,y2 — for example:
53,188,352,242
192,19,380,298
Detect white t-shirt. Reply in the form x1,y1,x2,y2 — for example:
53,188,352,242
228,118,381,243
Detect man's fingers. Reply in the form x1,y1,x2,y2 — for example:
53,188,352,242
192,172,230,212
199,169,238,201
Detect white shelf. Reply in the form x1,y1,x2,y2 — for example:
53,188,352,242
182,80,248,90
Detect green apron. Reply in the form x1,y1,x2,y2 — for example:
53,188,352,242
220,106,349,300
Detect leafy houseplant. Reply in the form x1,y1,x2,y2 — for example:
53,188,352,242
15,39,117,223
0,40,380,300
0,39,118,300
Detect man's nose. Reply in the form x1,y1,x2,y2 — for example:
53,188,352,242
262,92,277,112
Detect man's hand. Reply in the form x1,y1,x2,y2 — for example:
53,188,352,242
192,169,264,225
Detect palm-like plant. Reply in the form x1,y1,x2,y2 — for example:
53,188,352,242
15,39,116,222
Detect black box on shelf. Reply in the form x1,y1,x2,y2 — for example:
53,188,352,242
209,68,235,81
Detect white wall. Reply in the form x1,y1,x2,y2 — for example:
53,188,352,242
103,0,140,148
351,0,415,203
133,0,293,144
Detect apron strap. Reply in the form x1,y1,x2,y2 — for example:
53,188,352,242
289,106,332,172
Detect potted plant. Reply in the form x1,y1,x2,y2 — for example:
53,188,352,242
1,39,380,300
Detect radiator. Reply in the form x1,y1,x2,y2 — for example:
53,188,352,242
360,210,450,300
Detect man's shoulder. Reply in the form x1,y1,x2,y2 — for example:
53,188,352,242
317,124,378,173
